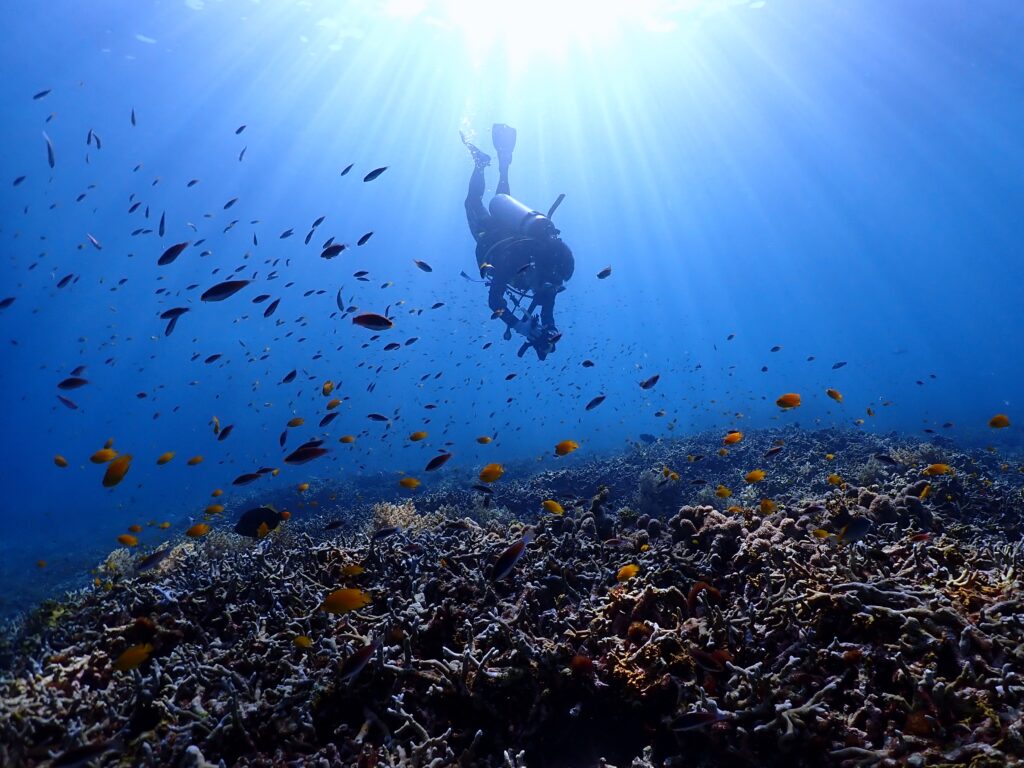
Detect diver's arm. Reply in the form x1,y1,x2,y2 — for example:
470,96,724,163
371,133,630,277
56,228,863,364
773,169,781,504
488,280,517,328
539,298,555,329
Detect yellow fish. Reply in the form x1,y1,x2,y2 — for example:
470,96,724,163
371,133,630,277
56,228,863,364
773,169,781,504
722,431,743,445
715,485,732,498
156,451,175,465
117,534,138,547
340,435,356,444
827,473,844,486
476,436,493,444
205,504,224,515
113,643,153,671
826,388,843,403
922,463,953,476
297,483,310,492
616,563,640,582
186,523,210,538
399,476,421,489
759,498,777,514
409,431,428,441
322,380,334,396
541,499,564,515
187,456,203,466
744,469,766,483
91,447,118,464
340,564,365,577
293,635,313,649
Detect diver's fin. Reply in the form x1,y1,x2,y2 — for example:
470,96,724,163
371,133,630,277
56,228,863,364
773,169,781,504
547,193,565,219
460,131,491,168
492,123,517,166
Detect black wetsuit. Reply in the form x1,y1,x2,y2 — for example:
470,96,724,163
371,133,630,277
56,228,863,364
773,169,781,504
464,162,558,331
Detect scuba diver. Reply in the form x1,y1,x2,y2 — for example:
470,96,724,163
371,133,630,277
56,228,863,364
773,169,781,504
461,123,574,361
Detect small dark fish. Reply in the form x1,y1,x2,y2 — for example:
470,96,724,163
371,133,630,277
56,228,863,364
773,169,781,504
585,394,606,411
282,369,297,384
252,294,270,303
319,412,339,427
353,313,393,331
201,280,250,302
158,241,189,266
135,546,172,573
367,413,389,422
57,377,88,390
187,179,199,187
158,211,165,237
233,473,262,486
832,361,847,370
279,229,294,239
424,452,452,472
285,441,329,465
413,259,433,272
160,307,189,320
70,365,86,376
363,166,388,182
321,244,346,259
727,333,735,340
234,506,283,538
32,89,52,100
263,298,280,318
872,454,898,466
340,163,353,176
0,297,15,309
596,266,612,279
325,519,344,530
639,433,657,444
238,146,246,162
131,107,136,126
763,445,784,458
235,124,246,134
492,529,535,580
43,132,56,168
339,639,378,682
57,395,78,410
639,374,659,390
223,197,239,210
770,345,782,352
12,176,26,187
372,526,401,540
217,424,234,441
357,231,373,246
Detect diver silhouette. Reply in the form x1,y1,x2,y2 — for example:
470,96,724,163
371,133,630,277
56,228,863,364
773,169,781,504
462,123,574,361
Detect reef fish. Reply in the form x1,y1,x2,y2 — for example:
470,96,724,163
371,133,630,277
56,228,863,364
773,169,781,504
492,529,535,581
234,506,283,538
320,587,372,614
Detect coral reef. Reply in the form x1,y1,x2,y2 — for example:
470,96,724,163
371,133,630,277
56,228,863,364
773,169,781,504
1,429,1023,767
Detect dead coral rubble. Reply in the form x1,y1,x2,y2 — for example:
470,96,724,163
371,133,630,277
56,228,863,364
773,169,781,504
1,433,1024,767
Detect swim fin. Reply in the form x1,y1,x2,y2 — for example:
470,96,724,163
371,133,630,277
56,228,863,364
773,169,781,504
460,130,491,168
492,123,517,167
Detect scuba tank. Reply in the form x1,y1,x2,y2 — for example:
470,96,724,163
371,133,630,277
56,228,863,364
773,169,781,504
488,194,558,240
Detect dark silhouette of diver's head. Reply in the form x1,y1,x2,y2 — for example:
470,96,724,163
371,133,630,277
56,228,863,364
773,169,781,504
533,238,574,290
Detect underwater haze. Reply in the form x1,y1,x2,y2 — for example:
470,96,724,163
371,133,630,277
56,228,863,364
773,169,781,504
1,0,1022,615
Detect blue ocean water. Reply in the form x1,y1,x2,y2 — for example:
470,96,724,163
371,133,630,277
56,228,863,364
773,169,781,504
0,0,1021,617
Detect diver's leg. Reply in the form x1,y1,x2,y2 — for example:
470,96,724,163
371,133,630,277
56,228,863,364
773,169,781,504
492,123,516,196
465,164,490,239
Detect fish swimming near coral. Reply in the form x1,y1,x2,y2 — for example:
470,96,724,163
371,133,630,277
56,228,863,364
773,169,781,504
234,506,283,538
492,528,535,581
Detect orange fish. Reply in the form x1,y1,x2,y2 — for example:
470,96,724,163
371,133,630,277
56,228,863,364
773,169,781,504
340,564,365,576
297,483,310,492
476,436,493,444
409,431,428,441
117,534,138,547
205,504,224,514
127,524,142,533
211,488,223,497
281,510,292,520
399,477,421,489
322,380,334,396
827,473,844,486
826,388,843,403
759,498,777,514
158,521,171,529
293,635,313,649
744,469,765,483
187,456,203,466
287,417,304,428
715,485,732,498
319,587,372,614
327,398,341,410
186,523,210,537
103,454,132,487
554,440,579,456
541,500,564,515
989,414,1010,429
479,463,504,483
156,451,175,465
722,431,743,445
922,463,953,476
776,393,801,410
54,454,68,468
340,435,356,444
91,448,118,464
